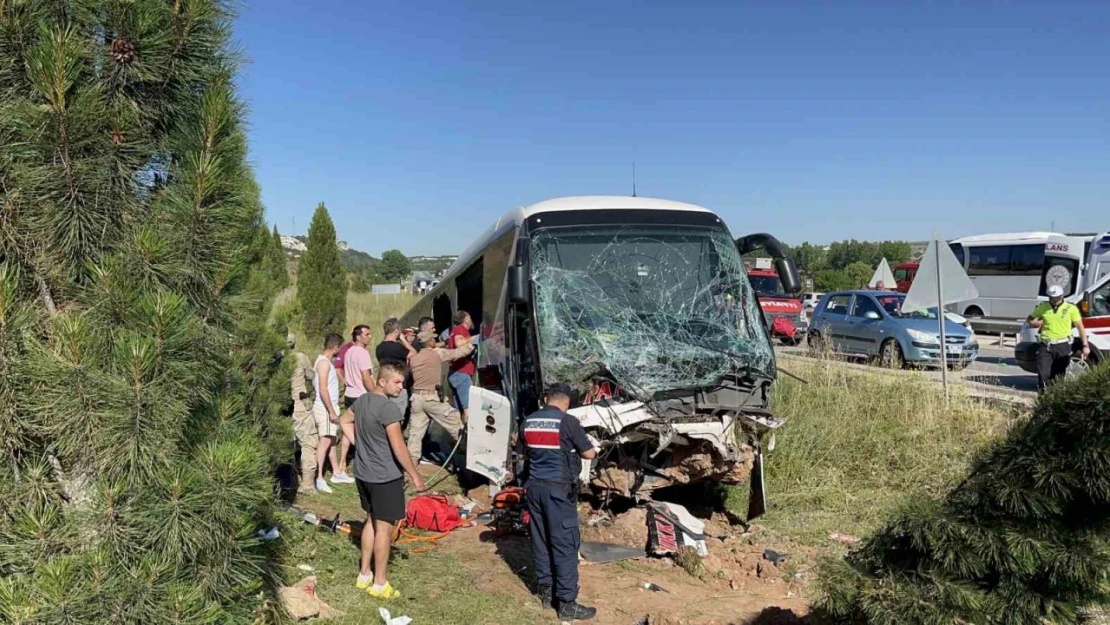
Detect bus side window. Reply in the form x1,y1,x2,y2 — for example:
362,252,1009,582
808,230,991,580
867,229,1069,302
949,244,965,267
456,258,484,333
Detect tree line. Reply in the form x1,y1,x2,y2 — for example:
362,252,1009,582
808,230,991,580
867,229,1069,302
769,239,915,292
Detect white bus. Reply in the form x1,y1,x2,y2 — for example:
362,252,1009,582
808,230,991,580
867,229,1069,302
398,196,799,514
947,231,1110,320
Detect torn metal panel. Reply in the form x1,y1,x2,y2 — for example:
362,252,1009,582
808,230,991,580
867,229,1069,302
568,400,654,434
531,226,774,400
671,415,739,459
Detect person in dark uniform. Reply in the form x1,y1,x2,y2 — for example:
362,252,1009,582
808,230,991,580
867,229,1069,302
522,383,598,621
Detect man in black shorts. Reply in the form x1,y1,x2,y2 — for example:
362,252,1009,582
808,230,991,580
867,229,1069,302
339,362,425,600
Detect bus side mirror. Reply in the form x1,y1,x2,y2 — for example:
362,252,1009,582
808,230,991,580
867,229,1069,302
775,257,802,294
508,266,530,304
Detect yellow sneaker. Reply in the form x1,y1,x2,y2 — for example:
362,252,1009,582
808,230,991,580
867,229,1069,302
366,581,400,599
355,575,372,590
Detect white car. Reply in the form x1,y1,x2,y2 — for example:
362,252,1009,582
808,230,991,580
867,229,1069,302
800,292,824,311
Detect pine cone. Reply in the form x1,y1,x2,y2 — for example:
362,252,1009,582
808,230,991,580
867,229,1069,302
109,38,136,64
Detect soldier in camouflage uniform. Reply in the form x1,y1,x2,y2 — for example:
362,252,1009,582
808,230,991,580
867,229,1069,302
289,334,317,495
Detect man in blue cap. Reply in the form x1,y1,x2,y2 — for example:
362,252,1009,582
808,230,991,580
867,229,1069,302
522,383,597,621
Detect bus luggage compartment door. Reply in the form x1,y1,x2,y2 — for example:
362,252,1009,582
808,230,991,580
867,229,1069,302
466,386,513,487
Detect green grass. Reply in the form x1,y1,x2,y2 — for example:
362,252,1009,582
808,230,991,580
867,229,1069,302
734,355,1015,547
346,291,421,337
277,285,421,350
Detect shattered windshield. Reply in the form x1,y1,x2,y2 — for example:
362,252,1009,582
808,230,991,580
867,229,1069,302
531,226,775,400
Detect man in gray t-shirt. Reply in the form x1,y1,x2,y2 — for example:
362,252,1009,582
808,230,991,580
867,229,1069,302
353,393,404,483
338,363,424,600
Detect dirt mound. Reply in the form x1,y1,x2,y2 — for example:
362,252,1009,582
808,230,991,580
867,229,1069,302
581,505,649,548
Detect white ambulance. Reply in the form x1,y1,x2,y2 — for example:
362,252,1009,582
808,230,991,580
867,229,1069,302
1015,233,1110,371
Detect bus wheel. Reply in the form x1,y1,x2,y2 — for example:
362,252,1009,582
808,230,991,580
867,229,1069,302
963,306,984,318
880,339,905,369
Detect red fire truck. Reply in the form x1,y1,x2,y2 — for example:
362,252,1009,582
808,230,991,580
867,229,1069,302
746,265,807,344
894,262,918,293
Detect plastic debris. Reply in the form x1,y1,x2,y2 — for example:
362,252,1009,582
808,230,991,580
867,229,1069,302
762,549,788,565
580,541,647,563
279,576,342,620
379,607,412,625
642,582,670,593
531,227,773,400
295,564,315,572
257,527,281,541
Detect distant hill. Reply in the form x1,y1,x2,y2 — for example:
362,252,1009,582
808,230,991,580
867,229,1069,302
282,235,377,273
279,237,457,278
410,255,457,276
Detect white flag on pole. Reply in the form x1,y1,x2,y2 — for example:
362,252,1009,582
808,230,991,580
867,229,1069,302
903,235,978,313
868,258,897,289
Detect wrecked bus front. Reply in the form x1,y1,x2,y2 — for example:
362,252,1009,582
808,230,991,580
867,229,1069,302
530,219,783,499
399,197,791,511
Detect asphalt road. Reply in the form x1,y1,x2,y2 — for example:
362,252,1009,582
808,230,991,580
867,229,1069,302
776,337,1038,397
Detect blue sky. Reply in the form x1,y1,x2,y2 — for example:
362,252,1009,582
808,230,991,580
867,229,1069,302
235,1,1109,257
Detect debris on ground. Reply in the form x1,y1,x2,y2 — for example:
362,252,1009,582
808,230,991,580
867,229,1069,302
257,526,281,541
586,511,613,527
648,502,709,557
580,541,647,563
378,607,412,625
762,549,788,565
295,564,315,572
279,576,342,620
827,532,861,544
642,582,670,593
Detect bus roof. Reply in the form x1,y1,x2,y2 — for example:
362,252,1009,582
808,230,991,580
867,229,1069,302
446,196,716,277
950,231,1063,245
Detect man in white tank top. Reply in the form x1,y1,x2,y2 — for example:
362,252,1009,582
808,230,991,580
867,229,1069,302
313,333,352,492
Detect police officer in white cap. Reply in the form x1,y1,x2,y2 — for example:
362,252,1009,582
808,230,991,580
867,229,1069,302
1027,284,1090,391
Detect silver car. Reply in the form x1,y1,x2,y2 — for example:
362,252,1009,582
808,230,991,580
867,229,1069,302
808,290,979,369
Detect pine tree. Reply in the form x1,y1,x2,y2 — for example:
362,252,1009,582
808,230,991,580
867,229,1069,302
268,225,290,289
0,2,288,622
296,203,347,344
814,362,1110,625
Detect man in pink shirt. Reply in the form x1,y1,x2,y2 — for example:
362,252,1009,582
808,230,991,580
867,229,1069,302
339,324,376,480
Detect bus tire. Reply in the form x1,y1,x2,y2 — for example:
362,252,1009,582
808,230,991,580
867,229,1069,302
963,306,984,318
